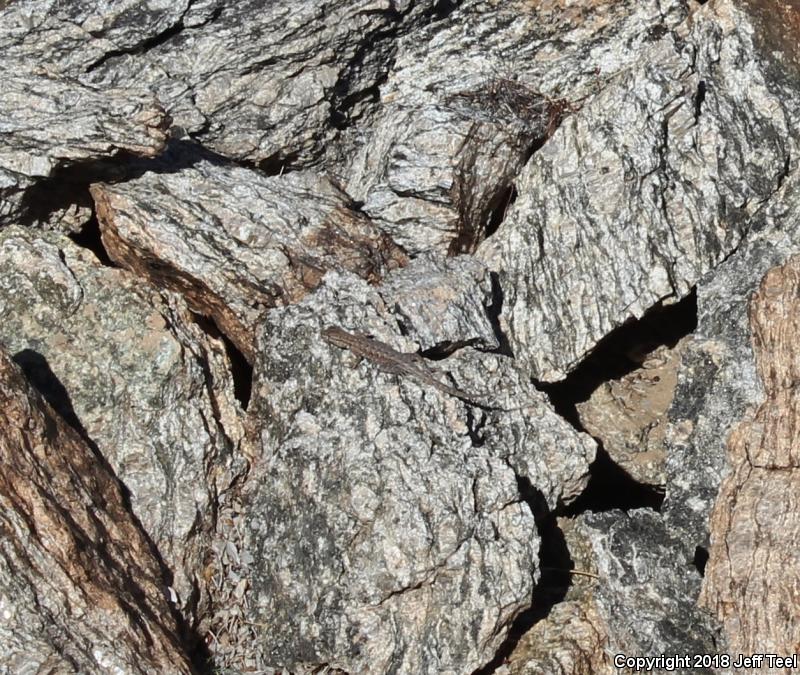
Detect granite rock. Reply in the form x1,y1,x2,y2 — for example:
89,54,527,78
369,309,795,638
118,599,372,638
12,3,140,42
0,226,245,623
204,271,594,672
664,170,800,555
346,0,691,255
82,1,440,167
0,346,193,674
576,510,723,673
0,69,168,226
480,0,798,381
91,151,407,361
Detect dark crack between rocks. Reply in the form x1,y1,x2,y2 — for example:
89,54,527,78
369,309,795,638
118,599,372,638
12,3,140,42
473,473,572,675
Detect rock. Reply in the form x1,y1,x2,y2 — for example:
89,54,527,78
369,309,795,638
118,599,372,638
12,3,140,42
699,255,800,659
504,517,611,675
507,601,611,675
0,346,193,674
664,170,800,554
91,151,407,361
0,69,168,225
346,0,690,255
576,510,723,670
0,1,195,74
577,342,686,487
82,1,439,166
205,271,594,672
480,0,797,381
0,225,245,621
378,253,499,351
2,0,800,670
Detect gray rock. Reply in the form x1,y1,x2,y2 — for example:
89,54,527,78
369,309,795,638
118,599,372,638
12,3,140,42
664,170,800,555
3,0,800,669
205,271,594,673
0,69,168,226
480,0,797,381
82,1,439,166
0,226,245,621
346,0,690,255
346,1,685,252
91,153,407,361
378,253,499,351
577,510,723,672
504,517,612,675
0,1,195,74
0,346,193,674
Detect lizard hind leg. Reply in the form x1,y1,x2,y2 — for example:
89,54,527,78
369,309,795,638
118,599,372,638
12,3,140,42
344,353,363,369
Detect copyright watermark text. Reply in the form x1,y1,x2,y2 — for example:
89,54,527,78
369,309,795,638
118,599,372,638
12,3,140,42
614,653,798,671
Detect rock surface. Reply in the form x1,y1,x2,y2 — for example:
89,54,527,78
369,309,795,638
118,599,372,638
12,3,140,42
204,271,594,673
81,1,441,167
346,0,691,255
577,510,723,669
506,601,611,675
0,226,245,622
577,342,686,487
0,1,196,74
700,255,800,660
92,151,407,361
345,0,697,256
502,517,611,675
480,0,797,381
3,0,800,671
0,70,168,226
0,346,193,674
664,170,800,555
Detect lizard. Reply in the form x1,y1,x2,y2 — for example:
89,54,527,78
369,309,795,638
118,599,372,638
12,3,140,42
322,326,505,409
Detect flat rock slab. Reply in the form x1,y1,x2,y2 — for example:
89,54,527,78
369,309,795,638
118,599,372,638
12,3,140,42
204,271,594,673
0,347,193,674
0,226,245,619
91,156,407,362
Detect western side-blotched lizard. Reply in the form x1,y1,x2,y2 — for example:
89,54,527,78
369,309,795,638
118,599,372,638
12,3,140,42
322,326,487,407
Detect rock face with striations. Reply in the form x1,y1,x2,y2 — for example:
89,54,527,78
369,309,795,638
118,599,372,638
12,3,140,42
91,152,408,362
347,0,692,255
3,0,800,672
0,226,245,624
479,0,797,381
700,255,800,658
203,269,595,673
80,0,443,167
664,169,800,558
0,70,168,227
0,347,193,674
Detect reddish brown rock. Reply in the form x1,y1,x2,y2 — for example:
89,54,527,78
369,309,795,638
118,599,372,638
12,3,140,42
700,256,800,663
0,347,193,674
577,341,687,487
